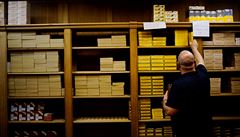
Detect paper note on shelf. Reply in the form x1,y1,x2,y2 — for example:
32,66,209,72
143,22,166,30
192,21,210,37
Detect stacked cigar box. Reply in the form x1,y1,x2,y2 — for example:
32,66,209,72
8,1,30,25
234,53,240,69
210,78,221,95
138,31,167,47
13,130,57,137
0,2,4,25
153,37,167,46
10,102,47,121
97,35,126,47
8,75,62,97
231,77,240,94
100,57,126,71
204,49,223,70
152,108,164,120
165,11,178,22
112,82,125,96
153,5,178,22
153,5,165,22
138,31,153,47
9,51,60,72
175,30,189,46
213,33,235,45
139,123,172,137
8,32,64,48
146,128,154,137
87,75,100,96
75,75,125,96
138,55,177,71
163,126,173,137
139,76,164,95
138,56,151,71
138,123,147,137
139,98,151,120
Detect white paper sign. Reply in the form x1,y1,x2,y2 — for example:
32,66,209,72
192,21,210,37
143,22,166,30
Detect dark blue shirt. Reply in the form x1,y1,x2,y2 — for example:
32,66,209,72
166,64,211,137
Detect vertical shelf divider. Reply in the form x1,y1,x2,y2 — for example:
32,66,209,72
129,21,139,137
0,31,7,137
64,28,73,137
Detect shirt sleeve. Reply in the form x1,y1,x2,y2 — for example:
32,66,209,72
196,64,208,75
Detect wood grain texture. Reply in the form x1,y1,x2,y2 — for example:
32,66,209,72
129,22,139,137
0,32,8,137
64,29,73,137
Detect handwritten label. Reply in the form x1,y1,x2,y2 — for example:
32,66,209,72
143,22,166,30
192,21,210,37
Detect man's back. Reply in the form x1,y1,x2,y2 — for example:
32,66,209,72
167,64,211,137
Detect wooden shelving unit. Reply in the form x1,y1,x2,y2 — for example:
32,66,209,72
0,0,239,137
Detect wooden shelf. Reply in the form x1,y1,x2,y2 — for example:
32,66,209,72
8,96,64,99
139,95,164,98
213,116,240,121
136,22,240,28
74,117,131,123
73,71,130,74
138,70,180,73
208,69,240,73
3,22,240,31
8,72,64,75
8,119,65,124
8,47,64,51
72,47,129,50
211,93,240,97
139,119,171,122
203,45,240,48
5,22,131,30
73,95,130,99
138,46,189,49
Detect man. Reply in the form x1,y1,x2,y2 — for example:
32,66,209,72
163,39,212,137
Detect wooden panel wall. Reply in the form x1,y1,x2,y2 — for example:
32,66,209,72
27,0,240,24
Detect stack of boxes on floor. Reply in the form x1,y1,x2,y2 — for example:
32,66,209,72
139,123,173,137
97,35,126,47
139,76,164,95
8,75,63,97
138,55,177,71
75,75,125,96
8,1,30,25
153,5,178,22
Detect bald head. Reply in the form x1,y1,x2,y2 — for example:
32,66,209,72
178,50,195,70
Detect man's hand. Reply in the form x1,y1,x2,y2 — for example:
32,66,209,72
190,39,198,50
163,90,169,104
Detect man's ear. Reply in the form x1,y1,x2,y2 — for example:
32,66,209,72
177,61,180,70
